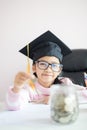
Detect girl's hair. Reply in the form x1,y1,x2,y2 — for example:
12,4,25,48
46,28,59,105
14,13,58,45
53,77,63,84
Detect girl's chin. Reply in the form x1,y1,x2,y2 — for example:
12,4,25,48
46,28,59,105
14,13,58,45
42,76,52,80
42,75,53,78
42,78,53,83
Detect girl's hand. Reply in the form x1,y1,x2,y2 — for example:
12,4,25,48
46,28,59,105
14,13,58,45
12,72,35,93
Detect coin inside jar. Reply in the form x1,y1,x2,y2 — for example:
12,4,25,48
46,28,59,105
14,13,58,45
50,84,79,124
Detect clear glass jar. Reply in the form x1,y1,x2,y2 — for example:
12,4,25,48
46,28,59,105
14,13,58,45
50,84,79,124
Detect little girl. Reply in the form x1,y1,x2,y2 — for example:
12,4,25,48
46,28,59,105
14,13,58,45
6,30,87,110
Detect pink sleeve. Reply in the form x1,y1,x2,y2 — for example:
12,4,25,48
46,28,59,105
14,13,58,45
61,77,87,102
61,77,86,89
60,77,73,85
6,86,29,111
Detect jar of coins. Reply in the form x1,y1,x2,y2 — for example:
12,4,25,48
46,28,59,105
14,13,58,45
50,84,79,124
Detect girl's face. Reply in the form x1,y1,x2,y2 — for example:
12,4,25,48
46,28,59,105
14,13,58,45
32,56,62,88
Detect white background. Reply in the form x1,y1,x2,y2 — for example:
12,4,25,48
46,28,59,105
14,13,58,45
0,0,87,101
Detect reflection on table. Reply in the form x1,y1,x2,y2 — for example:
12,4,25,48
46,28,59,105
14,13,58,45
0,102,87,130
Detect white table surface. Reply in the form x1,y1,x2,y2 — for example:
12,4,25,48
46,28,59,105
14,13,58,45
0,102,87,130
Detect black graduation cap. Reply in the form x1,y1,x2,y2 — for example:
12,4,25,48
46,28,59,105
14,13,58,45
19,30,72,62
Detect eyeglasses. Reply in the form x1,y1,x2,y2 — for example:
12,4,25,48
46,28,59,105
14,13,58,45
35,60,63,72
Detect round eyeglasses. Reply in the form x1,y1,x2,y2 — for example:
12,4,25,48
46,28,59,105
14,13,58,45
35,60,63,72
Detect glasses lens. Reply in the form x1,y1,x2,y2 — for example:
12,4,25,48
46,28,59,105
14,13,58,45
52,64,63,72
38,61,48,70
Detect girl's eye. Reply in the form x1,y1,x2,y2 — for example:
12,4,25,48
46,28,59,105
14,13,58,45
52,64,58,68
40,62,46,66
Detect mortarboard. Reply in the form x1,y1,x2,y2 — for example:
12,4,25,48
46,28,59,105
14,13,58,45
19,30,72,62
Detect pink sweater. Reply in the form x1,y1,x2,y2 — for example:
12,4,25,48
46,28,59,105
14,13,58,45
6,78,87,111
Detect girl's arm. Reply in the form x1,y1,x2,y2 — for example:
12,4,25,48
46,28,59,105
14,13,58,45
6,86,29,111
5,72,35,111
